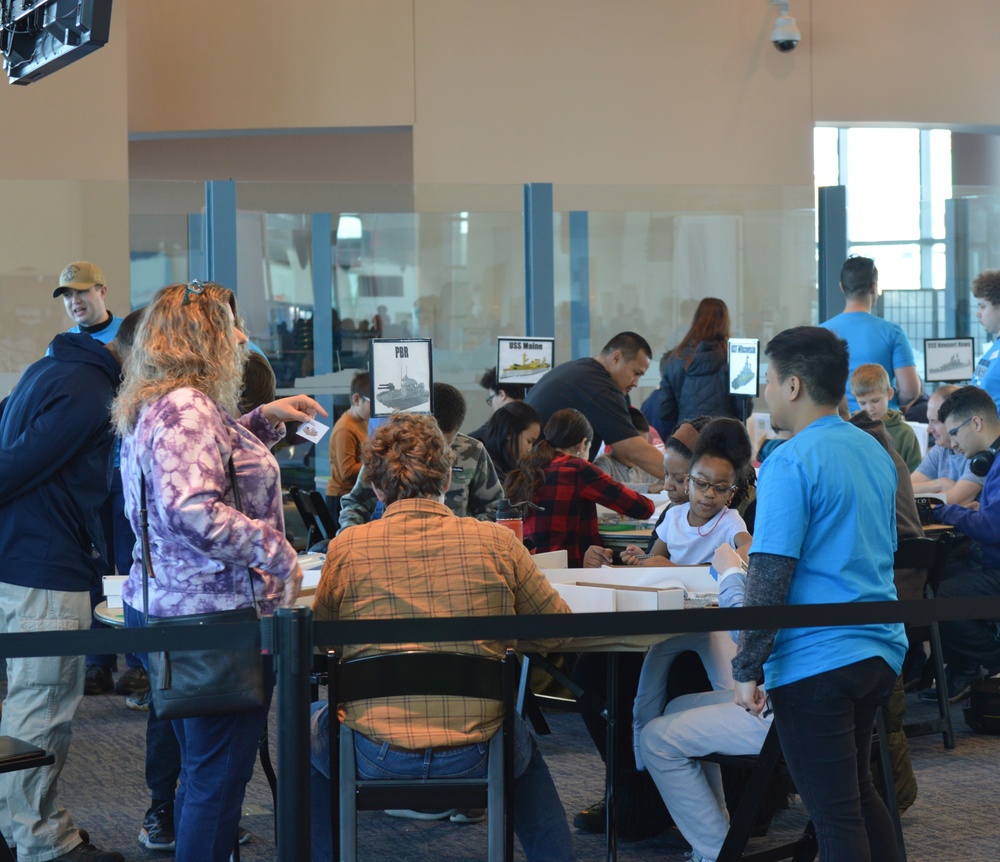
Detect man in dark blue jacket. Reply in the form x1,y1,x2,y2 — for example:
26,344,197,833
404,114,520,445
926,385,1000,703
0,332,126,862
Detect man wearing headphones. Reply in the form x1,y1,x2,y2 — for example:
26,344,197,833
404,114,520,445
925,385,1000,702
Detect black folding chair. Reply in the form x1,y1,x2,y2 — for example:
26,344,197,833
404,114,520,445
288,486,336,549
328,649,517,862
0,737,55,862
895,534,955,749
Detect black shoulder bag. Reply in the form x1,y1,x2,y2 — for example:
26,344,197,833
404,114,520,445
141,458,265,720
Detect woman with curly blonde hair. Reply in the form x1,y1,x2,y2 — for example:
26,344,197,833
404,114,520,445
113,281,324,862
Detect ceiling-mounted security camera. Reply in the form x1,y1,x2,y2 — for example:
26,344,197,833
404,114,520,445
769,0,801,52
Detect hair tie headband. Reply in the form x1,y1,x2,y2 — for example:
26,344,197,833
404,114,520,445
669,422,700,453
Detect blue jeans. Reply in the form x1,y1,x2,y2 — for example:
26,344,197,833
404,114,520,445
309,703,575,862
767,656,900,862
936,563,1000,673
123,601,182,803
171,667,274,862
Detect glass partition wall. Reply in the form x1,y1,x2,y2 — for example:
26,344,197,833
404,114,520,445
0,178,815,491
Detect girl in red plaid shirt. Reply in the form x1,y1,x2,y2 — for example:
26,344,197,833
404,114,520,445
505,408,654,565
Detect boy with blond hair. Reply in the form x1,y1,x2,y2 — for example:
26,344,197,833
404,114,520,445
850,363,922,471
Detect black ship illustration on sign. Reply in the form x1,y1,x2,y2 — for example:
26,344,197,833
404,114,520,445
928,353,966,376
731,356,754,389
376,369,430,411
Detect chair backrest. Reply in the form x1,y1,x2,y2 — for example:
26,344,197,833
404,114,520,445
288,486,324,547
894,534,952,597
306,490,338,539
333,650,511,704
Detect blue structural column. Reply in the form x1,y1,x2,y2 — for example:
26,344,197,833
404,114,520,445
946,198,970,338
311,214,335,486
524,183,555,338
187,214,206,282
206,180,238,291
568,211,591,360
817,185,847,322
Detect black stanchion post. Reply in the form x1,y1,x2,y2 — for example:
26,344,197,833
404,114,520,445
273,605,313,861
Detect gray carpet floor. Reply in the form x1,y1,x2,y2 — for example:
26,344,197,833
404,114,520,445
2,673,998,861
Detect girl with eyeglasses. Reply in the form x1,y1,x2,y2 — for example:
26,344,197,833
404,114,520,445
620,417,752,569
624,418,755,770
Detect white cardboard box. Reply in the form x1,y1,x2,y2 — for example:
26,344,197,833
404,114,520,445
102,575,127,609
545,567,698,613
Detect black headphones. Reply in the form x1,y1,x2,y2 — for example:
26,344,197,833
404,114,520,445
969,435,1000,477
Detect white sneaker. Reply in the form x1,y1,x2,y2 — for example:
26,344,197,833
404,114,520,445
384,809,458,821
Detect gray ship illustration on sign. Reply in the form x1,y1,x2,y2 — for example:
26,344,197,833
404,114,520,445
731,356,754,389
928,353,966,376
376,369,430,411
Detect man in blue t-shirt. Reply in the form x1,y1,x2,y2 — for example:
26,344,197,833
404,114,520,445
726,325,906,861
926,385,1000,701
971,269,1000,413
821,255,920,412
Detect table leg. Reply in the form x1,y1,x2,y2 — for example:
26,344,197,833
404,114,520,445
605,652,618,862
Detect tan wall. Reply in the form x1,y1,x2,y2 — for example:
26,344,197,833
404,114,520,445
812,0,1000,127
411,0,815,186
125,0,415,133
0,5,131,364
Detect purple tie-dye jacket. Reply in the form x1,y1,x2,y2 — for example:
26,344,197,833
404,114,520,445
120,387,297,618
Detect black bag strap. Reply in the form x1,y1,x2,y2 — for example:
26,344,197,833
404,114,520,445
141,456,258,625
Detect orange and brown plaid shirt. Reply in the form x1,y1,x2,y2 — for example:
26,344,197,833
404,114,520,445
313,497,572,749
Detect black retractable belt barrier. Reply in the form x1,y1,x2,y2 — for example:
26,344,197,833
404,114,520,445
4,596,1000,659
4,593,1000,862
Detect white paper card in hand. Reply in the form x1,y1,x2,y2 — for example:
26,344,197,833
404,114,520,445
298,419,330,444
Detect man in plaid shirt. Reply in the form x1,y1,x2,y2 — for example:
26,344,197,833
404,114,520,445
310,413,576,862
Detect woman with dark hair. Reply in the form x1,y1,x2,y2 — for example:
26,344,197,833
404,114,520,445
482,401,542,482
505,408,654,565
659,297,752,436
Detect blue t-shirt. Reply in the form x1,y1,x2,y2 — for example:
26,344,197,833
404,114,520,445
915,444,983,487
972,339,1000,414
751,414,907,689
68,314,122,344
820,311,916,411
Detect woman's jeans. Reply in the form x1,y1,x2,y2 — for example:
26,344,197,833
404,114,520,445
123,601,181,804
309,703,575,862
171,667,274,862
768,656,901,862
